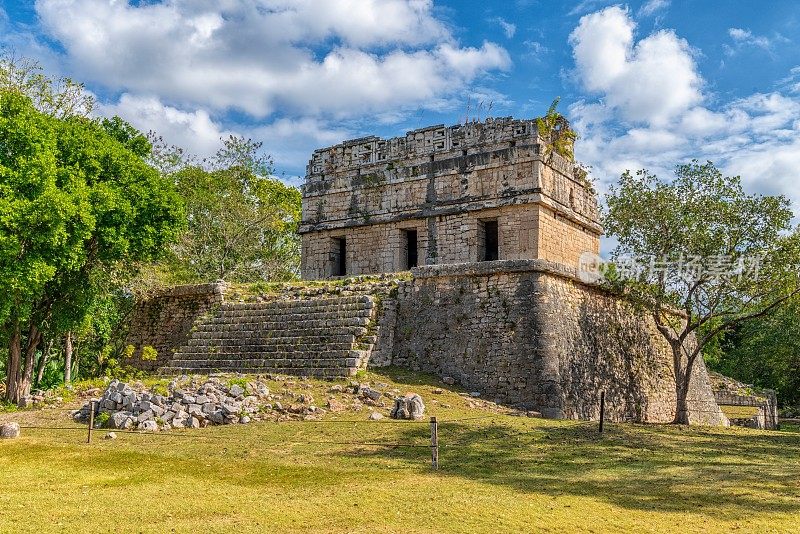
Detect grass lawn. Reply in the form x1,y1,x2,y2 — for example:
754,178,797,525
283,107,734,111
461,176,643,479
1,368,799,533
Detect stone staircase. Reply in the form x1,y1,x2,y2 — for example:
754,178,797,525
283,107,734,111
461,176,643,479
158,294,380,377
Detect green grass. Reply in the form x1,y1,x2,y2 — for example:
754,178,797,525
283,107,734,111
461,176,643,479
1,368,799,533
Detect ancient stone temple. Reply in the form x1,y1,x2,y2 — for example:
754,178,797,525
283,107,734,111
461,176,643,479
125,117,729,426
299,118,601,279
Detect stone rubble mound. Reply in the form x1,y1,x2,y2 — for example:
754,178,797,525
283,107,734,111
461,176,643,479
72,376,425,431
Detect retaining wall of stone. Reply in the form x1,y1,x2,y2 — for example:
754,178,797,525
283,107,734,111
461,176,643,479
390,260,727,425
124,283,226,371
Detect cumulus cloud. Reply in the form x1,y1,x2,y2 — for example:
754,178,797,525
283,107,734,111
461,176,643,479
96,94,353,180
568,6,800,215
569,6,703,126
34,0,510,119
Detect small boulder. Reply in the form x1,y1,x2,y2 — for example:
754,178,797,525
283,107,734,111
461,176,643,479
138,420,159,432
362,388,382,401
104,432,117,440
369,412,384,421
137,410,154,423
229,384,245,397
391,393,426,420
108,412,133,430
0,422,21,439
327,398,345,412
442,377,456,385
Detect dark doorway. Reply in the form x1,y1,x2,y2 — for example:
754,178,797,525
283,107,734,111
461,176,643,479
481,219,499,261
332,237,347,276
403,229,419,269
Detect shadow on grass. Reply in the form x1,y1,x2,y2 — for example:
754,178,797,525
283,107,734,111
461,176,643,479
344,419,800,518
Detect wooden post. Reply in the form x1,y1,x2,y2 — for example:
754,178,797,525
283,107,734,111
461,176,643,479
87,400,97,444
430,416,439,470
599,391,606,434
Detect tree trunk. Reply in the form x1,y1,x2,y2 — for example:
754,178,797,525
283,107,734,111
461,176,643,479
15,324,41,402
64,331,73,384
35,339,53,387
671,342,695,425
5,323,22,403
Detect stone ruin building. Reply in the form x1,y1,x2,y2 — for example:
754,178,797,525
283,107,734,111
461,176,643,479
125,117,738,427
299,118,600,278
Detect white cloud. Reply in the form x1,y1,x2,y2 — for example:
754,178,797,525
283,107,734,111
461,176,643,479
726,27,789,56
638,0,670,17
96,94,234,158
568,7,800,216
95,93,353,176
494,18,516,39
569,6,703,126
34,0,510,119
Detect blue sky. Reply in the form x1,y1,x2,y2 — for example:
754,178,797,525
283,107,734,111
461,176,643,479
2,0,799,211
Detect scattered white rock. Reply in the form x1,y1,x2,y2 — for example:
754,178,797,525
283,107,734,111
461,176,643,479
104,432,117,440
0,422,20,439
391,393,426,420
369,412,384,421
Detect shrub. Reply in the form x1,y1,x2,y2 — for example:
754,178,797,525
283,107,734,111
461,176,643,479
140,346,158,361
95,412,110,428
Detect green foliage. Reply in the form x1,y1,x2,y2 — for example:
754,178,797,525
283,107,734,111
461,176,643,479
0,89,184,401
227,377,249,393
535,97,577,162
100,116,151,157
604,161,799,316
123,345,136,359
163,136,301,283
707,296,800,409
140,346,158,362
603,161,800,422
94,412,110,428
0,53,93,118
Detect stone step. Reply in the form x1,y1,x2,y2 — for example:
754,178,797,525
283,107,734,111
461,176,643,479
211,309,372,322
173,348,364,360
222,296,373,311
189,326,365,338
195,317,372,330
186,331,356,347
158,292,380,379
160,366,359,377
181,340,356,354
166,357,362,368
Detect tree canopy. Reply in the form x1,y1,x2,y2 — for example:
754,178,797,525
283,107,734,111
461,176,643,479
158,136,301,284
603,161,800,423
0,90,184,402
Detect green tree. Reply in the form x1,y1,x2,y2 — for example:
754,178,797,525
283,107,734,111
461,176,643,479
166,136,301,283
0,52,93,118
0,91,184,403
707,298,800,410
603,161,800,424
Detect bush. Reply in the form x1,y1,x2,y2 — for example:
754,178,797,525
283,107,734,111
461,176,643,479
94,412,110,428
140,346,158,361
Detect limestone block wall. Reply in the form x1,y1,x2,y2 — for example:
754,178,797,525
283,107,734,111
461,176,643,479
390,260,726,425
300,118,602,279
124,283,226,372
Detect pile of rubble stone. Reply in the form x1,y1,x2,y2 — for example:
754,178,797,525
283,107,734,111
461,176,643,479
73,376,425,431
